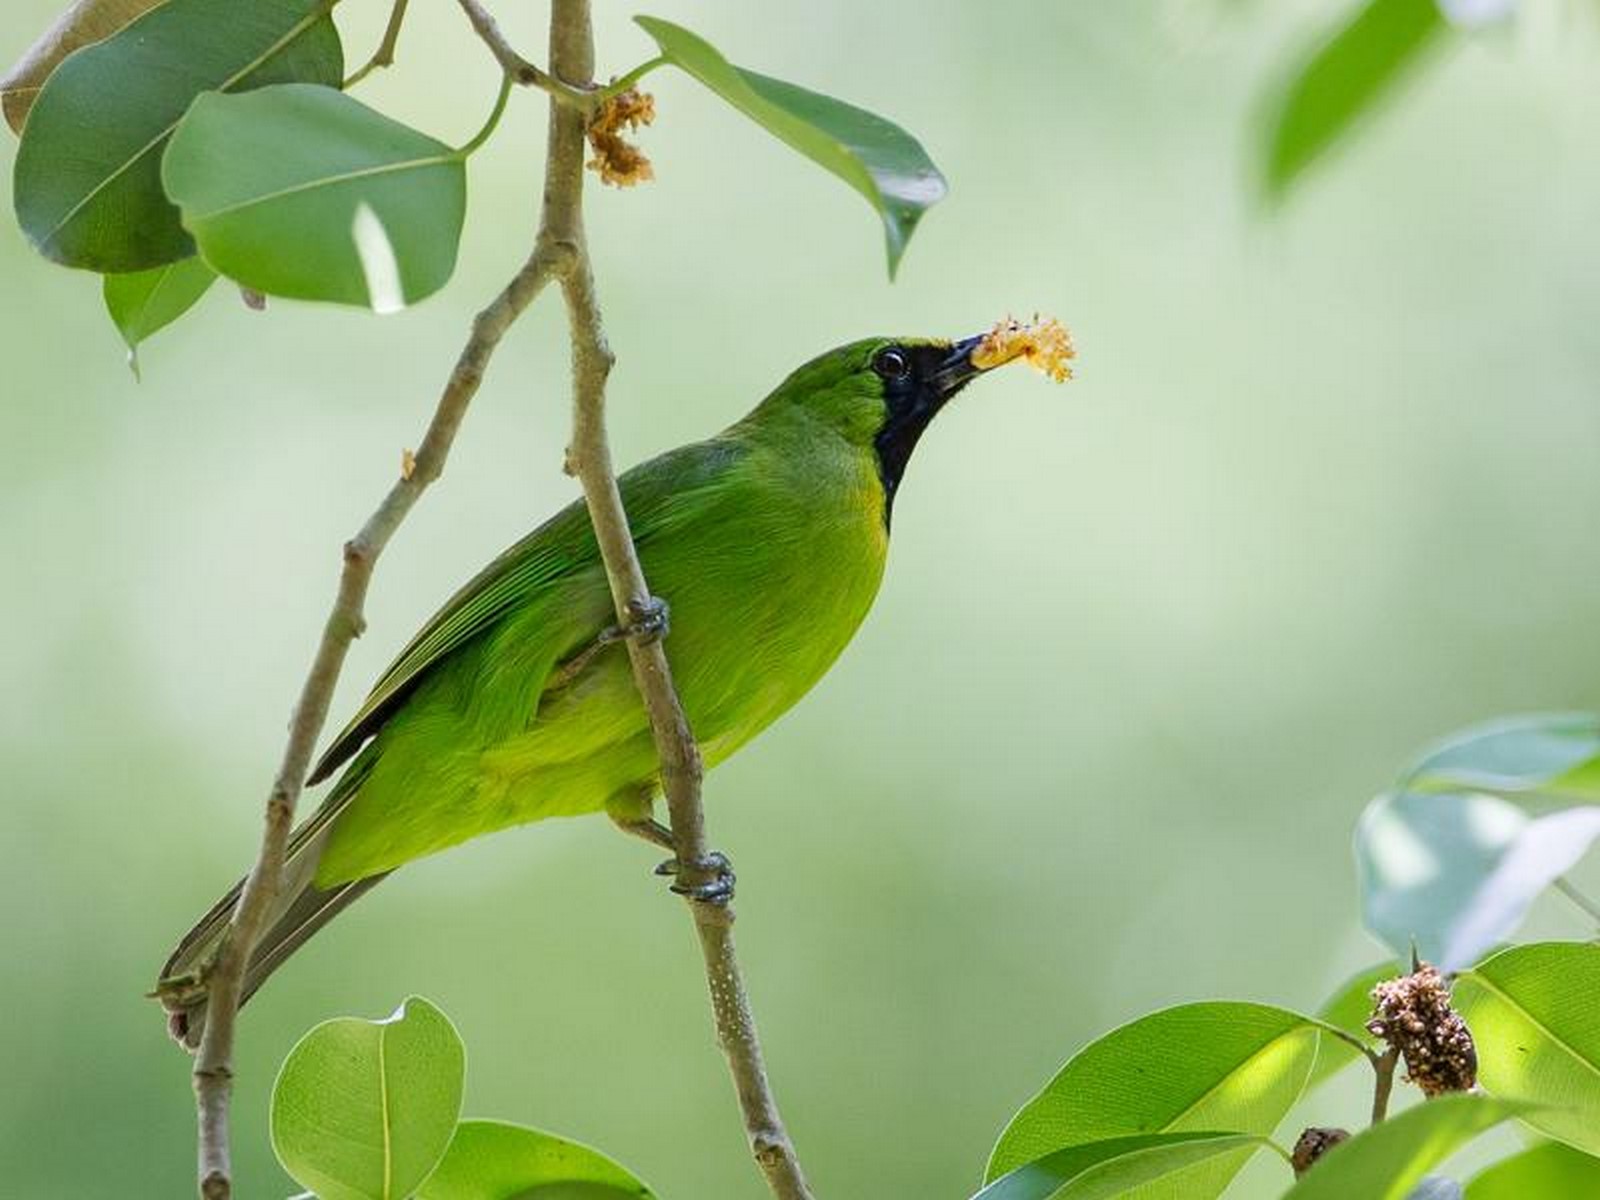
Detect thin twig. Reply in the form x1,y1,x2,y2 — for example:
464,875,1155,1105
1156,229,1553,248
456,0,591,106
1555,875,1600,927
344,0,411,88
1370,1046,1400,1124
539,3,813,1197
188,247,563,1200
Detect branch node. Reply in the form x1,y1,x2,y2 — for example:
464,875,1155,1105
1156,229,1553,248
538,238,581,277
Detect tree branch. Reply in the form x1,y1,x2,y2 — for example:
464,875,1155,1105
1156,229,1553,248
343,0,410,88
539,3,813,1197
456,0,591,106
1370,1045,1400,1124
188,246,562,1200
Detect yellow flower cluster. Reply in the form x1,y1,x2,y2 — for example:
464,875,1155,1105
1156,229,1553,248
587,89,656,188
971,314,1075,383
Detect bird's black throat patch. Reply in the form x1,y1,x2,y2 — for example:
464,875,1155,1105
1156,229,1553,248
872,340,980,525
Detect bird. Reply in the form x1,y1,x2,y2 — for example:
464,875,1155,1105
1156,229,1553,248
158,327,1067,1045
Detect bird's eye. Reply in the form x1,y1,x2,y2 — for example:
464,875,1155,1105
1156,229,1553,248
873,347,910,380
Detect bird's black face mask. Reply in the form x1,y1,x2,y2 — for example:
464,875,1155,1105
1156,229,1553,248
872,336,985,521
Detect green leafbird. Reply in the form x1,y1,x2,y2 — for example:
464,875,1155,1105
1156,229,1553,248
159,331,1042,1044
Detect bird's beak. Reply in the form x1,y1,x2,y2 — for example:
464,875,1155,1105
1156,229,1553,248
930,334,988,397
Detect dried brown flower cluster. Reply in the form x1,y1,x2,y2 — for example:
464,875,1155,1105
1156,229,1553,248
586,88,655,188
971,314,1075,383
1367,961,1478,1097
1290,1127,1350,1178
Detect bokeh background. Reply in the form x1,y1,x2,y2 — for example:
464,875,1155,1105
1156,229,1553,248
4,1,1599,1195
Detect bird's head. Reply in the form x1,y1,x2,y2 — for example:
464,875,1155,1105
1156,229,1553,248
754,334,992,513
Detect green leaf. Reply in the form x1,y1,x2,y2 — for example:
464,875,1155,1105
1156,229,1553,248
12,0,342,272
0,0,167,134
271,996,465,1200
1454,942,1600,1156
1283,1094,1528,1200
634,15,945,278
1465,1141,1600,1198
984,1001,1320,1196
416,1119,656,1200
1404,713,1600,801
971,1132,1269,1200
103,257,217,371
1356,792,1600,970
162,84,465,309
1307,962,1395,1087
1261,0,1447,198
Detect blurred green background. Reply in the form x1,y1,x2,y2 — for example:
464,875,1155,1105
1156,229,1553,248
4,1,1599,1196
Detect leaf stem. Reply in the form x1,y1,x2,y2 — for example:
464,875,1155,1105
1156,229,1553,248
1304,1015,1381,1068
1264,1138,1296,1168
596,55,668,101
344,0,411,88
456,72,513,157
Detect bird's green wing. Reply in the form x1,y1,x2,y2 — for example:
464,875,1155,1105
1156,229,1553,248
307,436,748,784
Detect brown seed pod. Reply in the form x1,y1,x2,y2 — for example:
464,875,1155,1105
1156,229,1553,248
1291,1126,1351,1177
1366,961,1478,1097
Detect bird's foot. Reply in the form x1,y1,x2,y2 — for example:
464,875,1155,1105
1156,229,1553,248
600,596,670,647
655,849,736,905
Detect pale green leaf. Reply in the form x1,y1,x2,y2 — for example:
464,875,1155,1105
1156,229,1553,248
271,996,465,1200
1403,712,1600,801
1357,792,1600,970
634,15,945,277
12,0,342,272
162,84,465,309
103,257,216,370
416,1120,655,1200
984,1002,1319,1198
1454,942,1600,1155
1284,1095,1528,1200
1262,0,1447,198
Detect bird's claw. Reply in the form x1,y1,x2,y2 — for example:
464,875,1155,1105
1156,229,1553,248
654,849,735,905
601,596,670,647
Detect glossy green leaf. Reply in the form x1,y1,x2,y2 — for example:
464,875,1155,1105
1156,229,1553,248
162,84,465,309
1465,1141,1600,1198
271,996,465,1200
1403,713,1600,800
1357,791,1600,970
0,0,166,133
972,1132,1268,1200
1306,962,1395,1087
634,15,945,277
103,257,217,371
1261,0,1446,198
416,1120,655,1200
1454,943,1600,1155
12,0,342,272
1284,1094,1528,1200
984,1002,1320,1197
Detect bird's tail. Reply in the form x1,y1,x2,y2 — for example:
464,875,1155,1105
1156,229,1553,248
156,761,387,1050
